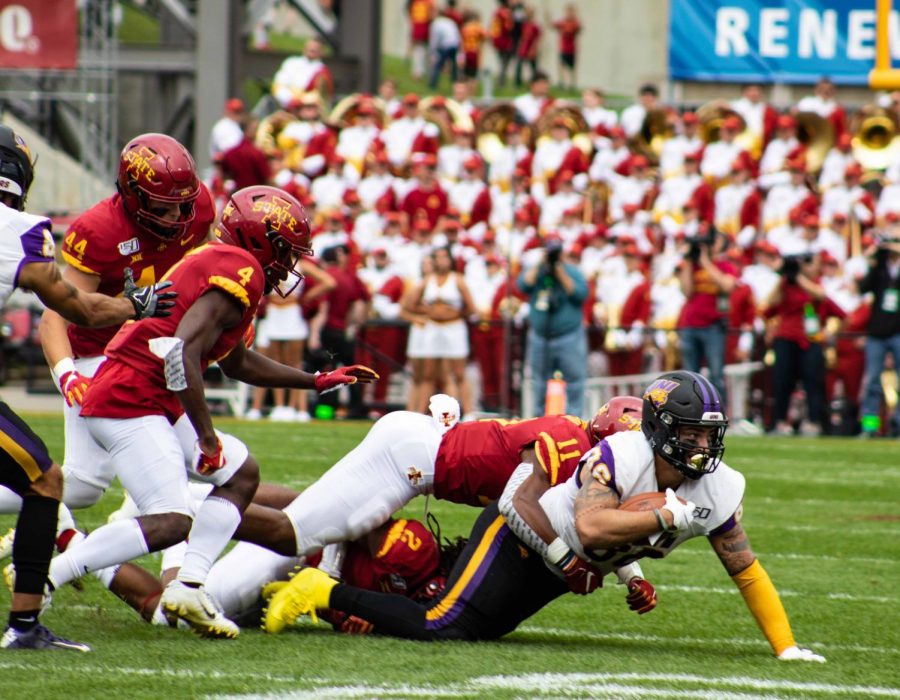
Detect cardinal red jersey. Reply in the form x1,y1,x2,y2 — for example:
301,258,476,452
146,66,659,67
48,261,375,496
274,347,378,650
434,415,591,506
80,243,264,423
63,185,215,359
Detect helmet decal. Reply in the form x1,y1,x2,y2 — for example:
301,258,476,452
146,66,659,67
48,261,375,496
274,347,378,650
643,378,679,409
122,145,158,184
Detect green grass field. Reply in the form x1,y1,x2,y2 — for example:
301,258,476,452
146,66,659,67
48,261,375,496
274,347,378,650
1,417,898,699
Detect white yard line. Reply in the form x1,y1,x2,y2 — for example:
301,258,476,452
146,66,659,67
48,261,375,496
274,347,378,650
656,583,895,603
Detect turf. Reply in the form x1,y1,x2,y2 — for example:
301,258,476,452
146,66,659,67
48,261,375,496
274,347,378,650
1,417,898,699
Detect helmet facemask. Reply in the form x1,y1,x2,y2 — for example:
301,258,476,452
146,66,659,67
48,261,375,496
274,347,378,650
656,411,727,479
265,231,308,297
126,182,198,240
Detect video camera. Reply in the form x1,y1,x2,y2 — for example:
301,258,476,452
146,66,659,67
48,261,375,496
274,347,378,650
778,253,812,284
686,229,717,263
545,236,564,266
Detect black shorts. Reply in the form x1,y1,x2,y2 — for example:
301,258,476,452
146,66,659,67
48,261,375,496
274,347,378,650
424,502,568,640
0,400,54,494
560,52,576,69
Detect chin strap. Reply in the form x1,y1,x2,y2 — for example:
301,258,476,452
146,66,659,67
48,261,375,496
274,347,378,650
731,559,796,655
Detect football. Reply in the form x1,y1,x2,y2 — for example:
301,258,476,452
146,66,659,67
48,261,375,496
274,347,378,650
618,491,685,512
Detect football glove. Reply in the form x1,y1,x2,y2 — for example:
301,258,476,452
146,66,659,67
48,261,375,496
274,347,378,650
548,540,602,596
194,438,225,475
778,645,826,663
662,488,696,532
123,267,177,319
625,577,657,615
314,364,380,394
58,370,90,407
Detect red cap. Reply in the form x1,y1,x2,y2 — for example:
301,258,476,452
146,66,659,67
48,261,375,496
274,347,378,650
326,209,344,222
343,189,361,205
622,243,641,257
845,162,863,178
886,211,900,223
558,169,575,183
831,211,848,222
684,149,703,162
482,229,497,242
330,154,346,167
837,132,853,151
463,155,481,171
721,116,742,132
445,206,461,219
563,205,581,218
776,114,797,130
431,95,447,108
803,213,820,228
485,253,503,265
403,93,419,106
622,202,640,214
514,208,531,223
385,211,404,223
681,111,699,124
356,102,376,116
631,154,650,169
731,151,752,171
787,155,807,172
505,121,522,134
371,246,388,256
820,250,838,265
225,98,245,113
413,218,432,232
755,240,779,256
609,126,626,139
374,149,390,164
513,166,530,181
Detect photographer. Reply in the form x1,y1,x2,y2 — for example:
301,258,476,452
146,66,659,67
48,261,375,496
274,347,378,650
677,228,737,404
517,235,588,416
858,231,900,437
763,252,844,436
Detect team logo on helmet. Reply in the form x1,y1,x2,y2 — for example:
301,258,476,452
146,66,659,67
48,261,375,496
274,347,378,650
643,378,679,408
251,195,298,232
122,146,158,183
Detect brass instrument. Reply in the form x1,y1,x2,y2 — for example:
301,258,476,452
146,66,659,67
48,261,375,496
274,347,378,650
534,104,593,156
631,107,675,163
851,104,900,171
795,111,835,173
328,94,389,129
475,103,532,165
418,96,475,143
697,100,763,162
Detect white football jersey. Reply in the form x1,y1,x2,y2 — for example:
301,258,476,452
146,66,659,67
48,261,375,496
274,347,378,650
0,202,55,310
539,430,745,576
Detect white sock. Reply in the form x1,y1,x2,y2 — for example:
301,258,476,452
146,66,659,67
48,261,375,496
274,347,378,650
57,503,76,533
0,486,22,514
93,564,121,589
176,497,240,585
49,518,148,588
160,540,188,573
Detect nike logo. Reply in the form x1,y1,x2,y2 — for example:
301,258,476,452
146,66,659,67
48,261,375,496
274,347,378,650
179,235,193,246
19,616,35,623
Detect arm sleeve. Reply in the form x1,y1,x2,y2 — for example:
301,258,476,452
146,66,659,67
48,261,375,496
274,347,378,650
497,462,550,556
731,559,796,656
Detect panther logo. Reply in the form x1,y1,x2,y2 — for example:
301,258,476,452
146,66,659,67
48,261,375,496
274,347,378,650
643,379,679,408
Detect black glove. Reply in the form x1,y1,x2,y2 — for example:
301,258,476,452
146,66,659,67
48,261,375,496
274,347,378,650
123,268,177,319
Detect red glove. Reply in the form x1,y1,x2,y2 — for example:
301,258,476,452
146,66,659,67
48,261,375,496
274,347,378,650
314,364,380,394
59,371,91,407
196,438,225,475
625,576,657,614
556,550,603,595
338,614,375,635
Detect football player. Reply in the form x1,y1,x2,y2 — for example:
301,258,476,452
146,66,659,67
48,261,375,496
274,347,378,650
42,186,377,639
0,126,174,651
262,374,823,662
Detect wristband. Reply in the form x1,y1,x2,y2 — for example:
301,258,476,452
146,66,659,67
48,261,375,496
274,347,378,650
546,537,571,567
653,508,675,533
52,357,77,383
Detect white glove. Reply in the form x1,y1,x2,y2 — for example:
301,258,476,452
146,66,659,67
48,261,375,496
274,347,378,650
662,488,695,531
778,645,826,663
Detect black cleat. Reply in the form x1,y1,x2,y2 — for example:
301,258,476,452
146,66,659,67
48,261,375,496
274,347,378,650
1,624,91,652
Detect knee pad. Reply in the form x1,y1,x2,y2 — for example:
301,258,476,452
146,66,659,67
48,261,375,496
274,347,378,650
62,470,106,510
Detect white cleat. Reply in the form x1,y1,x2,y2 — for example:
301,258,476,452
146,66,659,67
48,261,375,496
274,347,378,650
160,580,239,639
0,528,14,561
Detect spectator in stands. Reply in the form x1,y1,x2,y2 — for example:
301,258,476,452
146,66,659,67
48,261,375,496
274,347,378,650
518,235,589,417
271,37,334,107
858,231,900,437
620,83,659,138
676,228,737,405
429,8,462,89
763,253,844,436
247,261,336,422
210,98,246,159
552,3,582,90
317,244,372,419
514,5,541,87
220,119,272,190
490,0,516,87
402,246,476,415
408,0,436,81
460,10,487,80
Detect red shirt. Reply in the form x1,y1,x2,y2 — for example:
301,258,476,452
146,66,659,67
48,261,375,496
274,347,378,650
409,0,434,43
678,260,738,328
323,264,371,331
764,282,845,350
81,243,264,422
434,415,591,506
401,184,448,229
63,186,215,359
220,139,271,190
491,8,514,52
517,21,541,59
554,18,581,54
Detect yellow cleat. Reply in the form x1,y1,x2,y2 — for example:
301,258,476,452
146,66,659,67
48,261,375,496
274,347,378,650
263,567,337,634
261,580,288,600
0,528,14,561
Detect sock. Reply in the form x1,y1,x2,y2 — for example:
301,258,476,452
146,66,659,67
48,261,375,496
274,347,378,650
177,497,240,586
8,608,40,632
160,540,188,573
57,503,76,533
0,486,22,514
13,495,58,595
49,518,148,589
93,565,121,589
56,529,84,553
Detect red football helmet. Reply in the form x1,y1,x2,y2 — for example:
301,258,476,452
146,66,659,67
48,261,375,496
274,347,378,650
117,133,200,240
215,185,313,297
589,395,643,444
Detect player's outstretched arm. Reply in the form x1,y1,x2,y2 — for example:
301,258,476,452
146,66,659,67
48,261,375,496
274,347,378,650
498,450,557,554
709,517,825,662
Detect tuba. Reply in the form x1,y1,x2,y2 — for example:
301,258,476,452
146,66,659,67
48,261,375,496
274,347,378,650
475,102,531,164
851,104,900,171
697,100,746,144
795,111,835,173
535,103,593,156
631,107,675,163
419,96,475,143
328,93,389,129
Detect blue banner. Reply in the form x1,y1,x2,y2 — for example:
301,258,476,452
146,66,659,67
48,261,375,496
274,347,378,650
669,0,899,85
